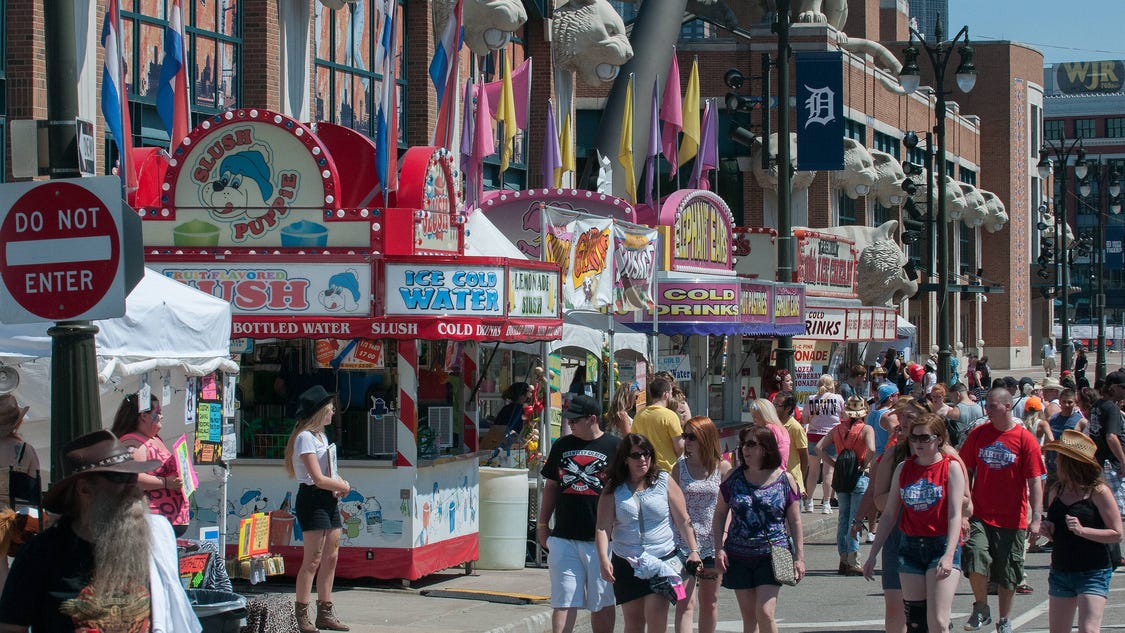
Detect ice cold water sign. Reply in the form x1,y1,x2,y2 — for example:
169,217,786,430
0,178,124,323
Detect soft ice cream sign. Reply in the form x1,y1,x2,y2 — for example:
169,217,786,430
155,260,371,316
149,109,370,249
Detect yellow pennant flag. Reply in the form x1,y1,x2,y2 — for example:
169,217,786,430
679,57,700,167
617,75,636,203
558,111,574,188
498,54,518,173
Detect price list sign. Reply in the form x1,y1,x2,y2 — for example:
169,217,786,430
193,372,225,464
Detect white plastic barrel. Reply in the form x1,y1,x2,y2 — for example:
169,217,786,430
477,466,530,570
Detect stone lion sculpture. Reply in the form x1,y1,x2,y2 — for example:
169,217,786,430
810,220,919,307
553,0,634,87
433,0,527,56
834,138,877,199
979,189,1009,234
750,132,817,191
869,149,907,208
957,183,988,227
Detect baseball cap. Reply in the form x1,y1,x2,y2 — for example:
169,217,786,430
1105,370,1125,387
562,394,602,419
877,384,899,405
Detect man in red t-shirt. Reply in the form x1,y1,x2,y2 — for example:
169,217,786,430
957,388,1045,633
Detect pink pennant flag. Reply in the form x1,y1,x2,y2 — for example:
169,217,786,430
468,81,495,206
660,51,682,176
481,58,531,129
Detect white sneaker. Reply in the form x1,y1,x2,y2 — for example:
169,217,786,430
822,503,833,515
866,532,876,543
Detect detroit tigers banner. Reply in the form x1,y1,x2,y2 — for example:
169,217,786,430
796,51,844,171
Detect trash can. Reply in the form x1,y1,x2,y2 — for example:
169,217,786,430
186,589,248,633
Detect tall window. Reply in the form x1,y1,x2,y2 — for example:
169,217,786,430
873,130,901,159
121,0,242,147
314,1,404,139
837,191,857,225
1044,119,1064,141
1074,118,1097,139
844,119,866,143
959,223,974,275
1107,118,1125,138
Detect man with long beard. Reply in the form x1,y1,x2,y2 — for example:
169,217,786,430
0,430,200,633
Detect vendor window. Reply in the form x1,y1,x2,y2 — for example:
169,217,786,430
235,339,400,461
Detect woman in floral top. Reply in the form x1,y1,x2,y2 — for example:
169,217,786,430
672,416,732,633
713,425,804,633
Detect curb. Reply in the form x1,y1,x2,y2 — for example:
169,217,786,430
483,610,553,633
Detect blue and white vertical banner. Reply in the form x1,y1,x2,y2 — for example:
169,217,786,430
1107,226,1123,269
796,51,844,171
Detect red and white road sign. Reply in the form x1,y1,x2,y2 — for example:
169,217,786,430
0,177,128,323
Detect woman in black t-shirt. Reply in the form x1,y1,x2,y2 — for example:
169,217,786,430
1041,431,1123,633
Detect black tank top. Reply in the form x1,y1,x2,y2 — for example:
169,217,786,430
1047,494,1111,572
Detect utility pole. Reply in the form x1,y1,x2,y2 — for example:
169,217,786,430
774,0,796,376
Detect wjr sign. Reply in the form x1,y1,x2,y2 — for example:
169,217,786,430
796,51,844,171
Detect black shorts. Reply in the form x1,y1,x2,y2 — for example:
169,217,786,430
611,554,656,604
295,483,342,532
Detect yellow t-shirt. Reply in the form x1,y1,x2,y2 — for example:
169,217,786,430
631,405,683,472
782,416,808,493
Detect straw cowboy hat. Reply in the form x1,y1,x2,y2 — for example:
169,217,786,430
844,396,869,419
42,430,160,513
0,395,29,437
1042,429,1099,467
294,385,336,420
1040,376,1062,391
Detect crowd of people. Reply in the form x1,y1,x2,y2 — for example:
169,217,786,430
537,361,1125,633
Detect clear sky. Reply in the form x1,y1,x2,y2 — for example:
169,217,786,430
947,0,1125,64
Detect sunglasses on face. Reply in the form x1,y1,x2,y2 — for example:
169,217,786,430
740,440,759,448
628,452,652,461
909,433,939,443
682,432,697,441
96,471,139,485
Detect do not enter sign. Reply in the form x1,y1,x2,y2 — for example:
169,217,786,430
0,177,130,323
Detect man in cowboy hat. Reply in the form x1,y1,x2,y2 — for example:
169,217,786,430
0,430,200,633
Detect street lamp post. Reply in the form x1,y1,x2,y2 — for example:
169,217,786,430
1078,159,1122,382
897,17,976,385
1037,138,1085,372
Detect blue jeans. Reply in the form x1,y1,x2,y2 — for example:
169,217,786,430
836,474,869,554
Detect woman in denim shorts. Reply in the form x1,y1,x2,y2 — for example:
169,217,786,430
864,413,966,633
1041,431,1123,633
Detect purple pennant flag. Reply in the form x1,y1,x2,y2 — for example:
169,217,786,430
644,80,660,209
459,78,474,188
542,101,562,188
690,99,718,190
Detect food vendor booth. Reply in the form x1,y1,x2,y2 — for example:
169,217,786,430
790,229,900,406
140,109,563,580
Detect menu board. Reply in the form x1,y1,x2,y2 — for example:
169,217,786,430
193,372,226,465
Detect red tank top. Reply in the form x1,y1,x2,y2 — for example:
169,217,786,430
898,455,952,537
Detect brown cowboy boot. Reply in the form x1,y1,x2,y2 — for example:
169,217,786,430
315,600,350,631
294,602,319,633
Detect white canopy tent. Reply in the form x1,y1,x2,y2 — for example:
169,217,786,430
0,269,238,477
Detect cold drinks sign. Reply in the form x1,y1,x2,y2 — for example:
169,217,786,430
0,177,128,323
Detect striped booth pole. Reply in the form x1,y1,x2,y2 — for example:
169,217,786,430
396,340,418,467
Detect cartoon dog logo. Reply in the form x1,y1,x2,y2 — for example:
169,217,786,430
203,147,274,219
319,269,361,312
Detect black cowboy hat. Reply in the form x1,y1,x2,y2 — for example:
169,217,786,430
42,430,160,513
295,385,336,420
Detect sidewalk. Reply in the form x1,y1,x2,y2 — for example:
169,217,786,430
246,509,840,633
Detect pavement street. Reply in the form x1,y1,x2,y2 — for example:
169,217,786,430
261,507,1125,633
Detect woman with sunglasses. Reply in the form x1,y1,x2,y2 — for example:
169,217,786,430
864,412,966,633
596,433,701,633
112,393,188,536
749,398,790,470
671,417,732,633
713,426,804,633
